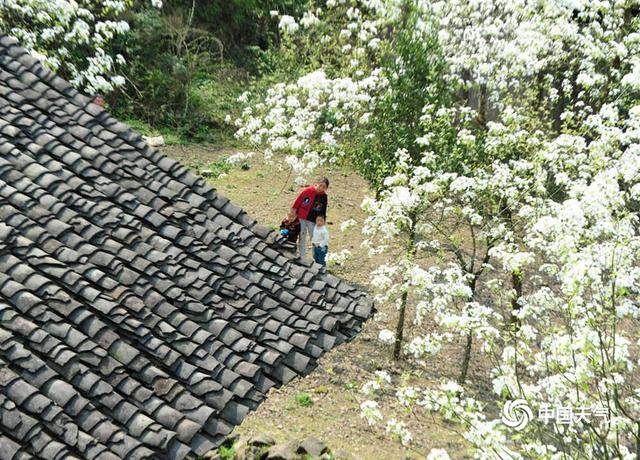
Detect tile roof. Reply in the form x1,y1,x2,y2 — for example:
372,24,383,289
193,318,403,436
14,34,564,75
0,34,373,459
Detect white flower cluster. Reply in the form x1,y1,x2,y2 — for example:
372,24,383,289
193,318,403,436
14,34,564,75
406,335,442,358
360,369,391,397
377,329,395,344
339,218,357,232
225,151,255,166
359,400,383,426
235,0,399,182
368,1,640,454
235,68,385,181
385,419,412,446
426,449,451,460
278,15,299,34
326,249,352,267
1,0,162,94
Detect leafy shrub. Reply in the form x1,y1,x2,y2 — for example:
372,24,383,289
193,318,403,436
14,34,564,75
295,392,313,407
355,12,459,191
218,445,236,460
108,0,309,142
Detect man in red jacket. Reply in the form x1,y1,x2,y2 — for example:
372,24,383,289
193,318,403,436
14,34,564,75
291,177,329,260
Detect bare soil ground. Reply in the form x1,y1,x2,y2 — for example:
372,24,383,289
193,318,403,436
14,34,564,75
161,145,475,459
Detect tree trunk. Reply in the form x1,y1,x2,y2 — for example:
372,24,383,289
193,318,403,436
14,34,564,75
636,421,639,460
458,274,478,383
458,332,473,384
478,83,488,129
393,290,408,360
510,270,523,327
392,214,417,361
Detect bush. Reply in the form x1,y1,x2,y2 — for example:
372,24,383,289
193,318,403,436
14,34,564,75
110,9,221,132
218,445,236,460
109,1,308,142
295,392,313,407
356,13,456,191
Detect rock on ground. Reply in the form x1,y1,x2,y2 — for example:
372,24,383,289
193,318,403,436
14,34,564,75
207,432,350,460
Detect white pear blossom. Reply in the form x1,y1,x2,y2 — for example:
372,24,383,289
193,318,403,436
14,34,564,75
360,400,383,425
340,218,357,232
236,0,640,456
385,419,412,446
225,152,255,166
377,329,395,344
427,449,451,460
1,0,162,94
326,249,352,266
278,15,299,34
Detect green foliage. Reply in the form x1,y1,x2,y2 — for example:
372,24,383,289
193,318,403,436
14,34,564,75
295,392,313,407
313,385,329,394
262,2,379,80
111,9,222,137
121,118,158,136
110,0,307,142
203,158,233,178
218,445,236,460
160,130,188,145
119,117,189,144
344,381,357,391
163,0,307,60
356,14,454,190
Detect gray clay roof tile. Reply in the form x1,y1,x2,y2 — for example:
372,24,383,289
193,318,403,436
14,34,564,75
0,32,372,460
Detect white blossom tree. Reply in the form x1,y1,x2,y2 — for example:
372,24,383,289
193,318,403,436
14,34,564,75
236,0,640,457
0,0,163,94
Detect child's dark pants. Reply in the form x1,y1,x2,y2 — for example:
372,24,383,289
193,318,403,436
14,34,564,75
313,245,327,266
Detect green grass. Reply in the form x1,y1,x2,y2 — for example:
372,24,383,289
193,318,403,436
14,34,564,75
295,392,314,407
218,445,236,460
159,129,188,145
344,381,357,391
204,158,232,177
181,157,234,179
314,385,329,394
122,118,158,136
121,118,191,145
116,62,285,147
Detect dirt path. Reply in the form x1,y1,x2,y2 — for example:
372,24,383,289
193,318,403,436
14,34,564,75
160,145,472,459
